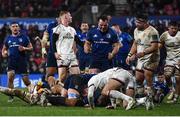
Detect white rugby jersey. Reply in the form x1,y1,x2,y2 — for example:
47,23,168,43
134,26,159,61
88,67,134,90
160,31,180,64
53,24,76,55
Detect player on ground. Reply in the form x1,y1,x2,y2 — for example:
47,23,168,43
159,21,180,103
2,22,33,102
87,67,154,110
87,68,136,110
153,73,170,104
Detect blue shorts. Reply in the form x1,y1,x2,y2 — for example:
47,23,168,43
78,57,91,71
7,58,28,74
46,52,57,67
89,59,113,72
64,75,85,91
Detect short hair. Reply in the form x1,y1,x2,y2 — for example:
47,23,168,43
98,15,108,22
168,21,178,27
81,21,88,24
111,24,119,27
10,21,19,26
59,10,69,17
135,12,148,22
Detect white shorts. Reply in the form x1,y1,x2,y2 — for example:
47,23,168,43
57,54,78,67
136,59,159,71
111,69,135,89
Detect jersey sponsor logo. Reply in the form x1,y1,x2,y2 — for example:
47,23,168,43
63,32,73,39
136,39,144,46
9,42,19,47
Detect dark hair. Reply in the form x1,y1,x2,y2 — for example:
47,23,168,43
81,21,88,24
10,21,19,25
157,70,164,76
98,15,108,21
111,24,119,27
168,21,178,27
135,12,148,22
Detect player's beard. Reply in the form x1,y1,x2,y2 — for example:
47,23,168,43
13,30,20,35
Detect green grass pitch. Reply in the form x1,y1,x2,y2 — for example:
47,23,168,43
0,93,180,116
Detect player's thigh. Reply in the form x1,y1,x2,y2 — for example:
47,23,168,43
125,88,135,97
69,59,80,74
175,68,180,79
46,67,57,75
101,79,122,96
144,61,158,72
69,67,80,74
7,70,15,81
135,70,144,84
58,67,68,80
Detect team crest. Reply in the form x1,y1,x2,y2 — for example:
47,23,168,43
19,38,23,42
93,34,98,38
106,33,111,38
8,40,11,44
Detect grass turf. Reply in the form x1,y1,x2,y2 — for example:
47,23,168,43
0,93,180,116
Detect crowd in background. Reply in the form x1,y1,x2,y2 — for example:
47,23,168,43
0,0,179,18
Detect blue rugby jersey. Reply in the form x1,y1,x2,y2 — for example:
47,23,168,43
153,81,170,95
76,31,91,58
86,27,119,60
4,33,30,59
46,21,58,53
118,32,133,54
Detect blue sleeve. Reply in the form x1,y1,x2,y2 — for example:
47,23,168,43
126,33,133,42
4,37,9,48
81,74,95,84
111,31,119,44
86,29,93,42
46,24,52,34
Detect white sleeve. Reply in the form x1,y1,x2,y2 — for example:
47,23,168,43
53,25,61,34
71,27,77,36
88,84,95,108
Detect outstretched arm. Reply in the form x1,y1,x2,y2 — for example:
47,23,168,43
87,84,95,109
